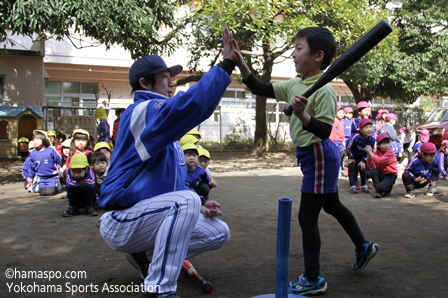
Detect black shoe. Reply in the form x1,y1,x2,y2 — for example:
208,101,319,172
86,206,98,217
125,252,151,280
62,206,79,217
142,292,178,298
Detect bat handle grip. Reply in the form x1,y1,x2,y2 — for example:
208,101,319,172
283,105,293,116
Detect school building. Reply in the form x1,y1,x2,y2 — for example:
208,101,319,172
0,31,440,156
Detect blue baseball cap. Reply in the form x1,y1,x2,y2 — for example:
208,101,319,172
129,55,183,87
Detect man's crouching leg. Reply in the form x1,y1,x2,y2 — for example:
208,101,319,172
99,190,202,295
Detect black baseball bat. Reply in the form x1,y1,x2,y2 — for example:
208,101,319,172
283,20,393,116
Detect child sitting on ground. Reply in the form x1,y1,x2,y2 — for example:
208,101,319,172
93,142,112,163
66,129,93,169
435,141,448,177
63,154,97,217
183,143,211,203
23,130,62,196
346,118,376,194
365,134,398,198
198,146,218,188
18,137,30,161
90,151,109,198
403,142,444,198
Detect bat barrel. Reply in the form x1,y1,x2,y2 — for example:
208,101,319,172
275,198,293,297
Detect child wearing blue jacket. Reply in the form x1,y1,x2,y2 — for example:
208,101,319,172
347,118,376,193
403,142,444,198
23,130,61,196
63,154,97,217
182,143,211,203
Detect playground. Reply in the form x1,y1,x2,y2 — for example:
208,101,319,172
1,151,447,297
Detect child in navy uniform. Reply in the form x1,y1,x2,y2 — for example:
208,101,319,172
346,118,376,194
18,137,30,161
198,146,218,188
413,129,429,155
403,142,444,198
434,141,448,178
96,107,110,143
183,143,211,203
234,26,379,295
366,134,398,198
23,130,62,196
90,152,109,198
63,154,97,217
342,107,354,144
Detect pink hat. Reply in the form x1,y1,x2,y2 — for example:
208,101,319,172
399,127,406,133
420,129,430,143
386,113,397,120
356,101,370,110
358,118,372,129
376,133,390,144
344,107,354,113
337,105,343,111
420,142,437,154
376,109,389,119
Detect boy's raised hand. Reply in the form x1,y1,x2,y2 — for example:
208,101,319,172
222,27,237,63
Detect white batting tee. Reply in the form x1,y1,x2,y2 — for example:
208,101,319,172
99,190,230,293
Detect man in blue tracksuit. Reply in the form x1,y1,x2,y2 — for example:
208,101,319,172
98,28,236,298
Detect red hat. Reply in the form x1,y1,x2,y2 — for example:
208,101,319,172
356,101,370,110
386,113,397,120
399,127,406,133
376,109,389,119
358,118,372,129
420,129,430,142
376,133,390,144
420,142,437,154
344,107,354,113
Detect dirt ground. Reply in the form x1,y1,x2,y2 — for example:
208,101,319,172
1,151,448,298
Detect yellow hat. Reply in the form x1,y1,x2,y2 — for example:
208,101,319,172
70,154,89,169
47,130,57,137
198,146,211,159
73,129,90,138
96,107,108,121
33,130,48,138
94,142,111,152
61,139,72,148
18,137,29,143
182,143,198,153
186,128,201,138
179,135,198,147
28,140,35,149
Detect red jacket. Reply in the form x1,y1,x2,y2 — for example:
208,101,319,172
329,118,345,142
366,148,398,175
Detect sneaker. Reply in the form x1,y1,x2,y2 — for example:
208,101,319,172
374,192,381,199
86,206,98,217
125,252,151,280
404,191,415,198
62,206,79,217
426,189,443,197
383,190,392,197
367,178,373,189
362,185,370,193
289,274,327,295
353,241,380,272
356,185,362,190
350,186,358,194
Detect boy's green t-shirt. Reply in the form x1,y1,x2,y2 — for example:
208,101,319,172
273,73,337,147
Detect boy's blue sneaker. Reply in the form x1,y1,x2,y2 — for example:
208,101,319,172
353,241,379,272
289,274,327,295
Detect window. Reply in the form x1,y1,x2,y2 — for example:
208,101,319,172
45,81,98,112
0,120,8,139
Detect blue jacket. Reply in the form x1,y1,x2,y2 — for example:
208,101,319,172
23,147,61,179
405,157,436,180
186,165,210,189
98,66,231,209
66,167,96,189
346,133,376,162
390,141,402,157
350,117,361,136
97,120,110,143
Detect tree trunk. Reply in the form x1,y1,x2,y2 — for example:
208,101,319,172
343,79,373,104
252,44,274,158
